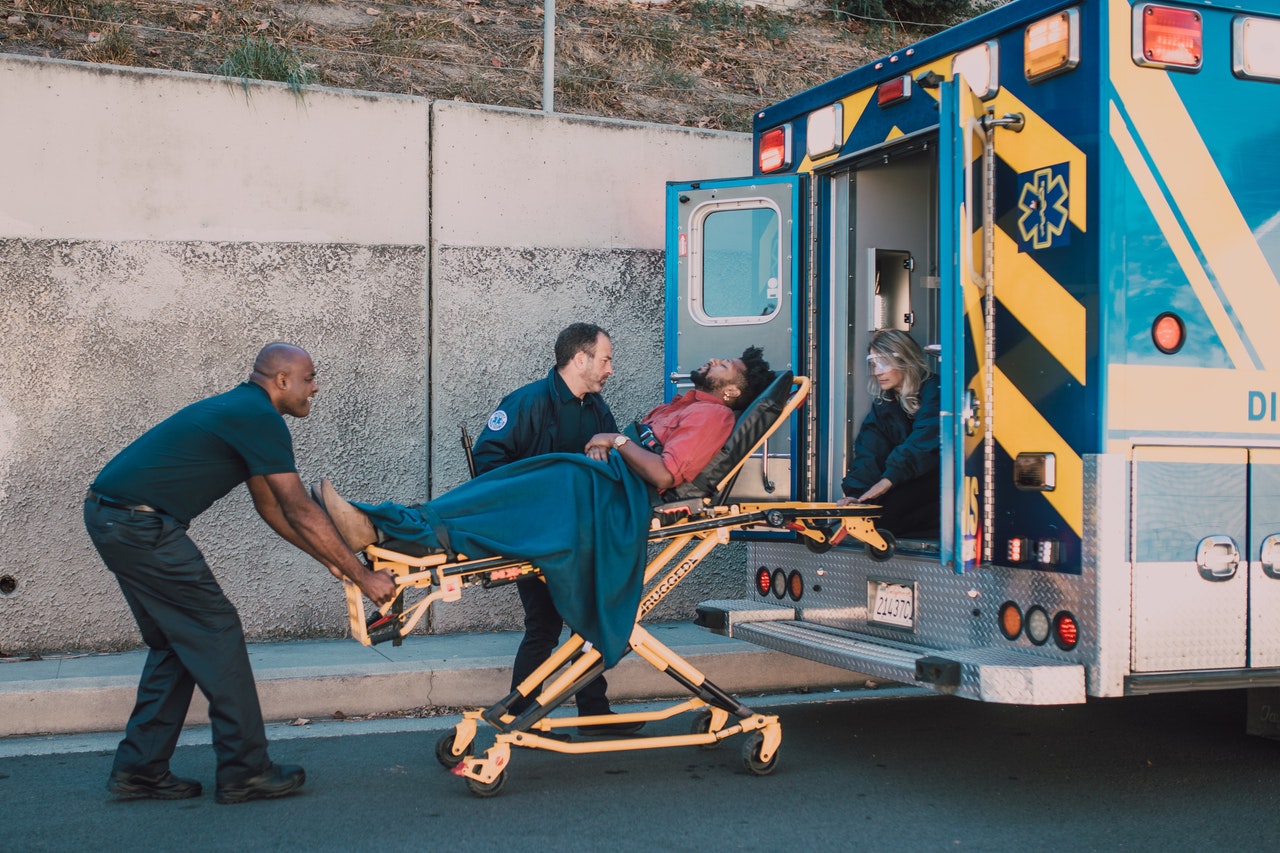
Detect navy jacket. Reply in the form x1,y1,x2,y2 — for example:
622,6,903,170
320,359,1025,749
842,375,941,496
472,368,617,476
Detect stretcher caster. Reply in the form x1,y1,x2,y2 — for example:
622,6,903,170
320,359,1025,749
465,770,508,798
690,710,722,750
435,730,469,769
803,522,841,554
741,732,779,776
868,529,896,562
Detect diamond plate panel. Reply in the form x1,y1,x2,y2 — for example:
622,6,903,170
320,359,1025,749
743,538,1099,698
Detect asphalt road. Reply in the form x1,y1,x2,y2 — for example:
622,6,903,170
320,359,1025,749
4,688,1279,851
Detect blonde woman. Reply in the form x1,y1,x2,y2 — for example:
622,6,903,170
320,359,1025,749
838,329,941,538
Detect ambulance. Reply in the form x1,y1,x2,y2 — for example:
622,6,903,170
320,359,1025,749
670,0,1280,708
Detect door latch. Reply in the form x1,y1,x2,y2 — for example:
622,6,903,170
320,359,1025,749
1196,535,1240,581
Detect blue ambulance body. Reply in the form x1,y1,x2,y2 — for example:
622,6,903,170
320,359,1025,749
671,0,1280,705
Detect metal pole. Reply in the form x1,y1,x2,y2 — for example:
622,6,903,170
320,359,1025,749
542,0,555,113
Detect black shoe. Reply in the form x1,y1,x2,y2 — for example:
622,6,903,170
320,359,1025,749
577,714,645,737
106,769,202,800
215,764,306,805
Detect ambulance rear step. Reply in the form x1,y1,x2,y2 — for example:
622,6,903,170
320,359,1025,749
696,599,1086,706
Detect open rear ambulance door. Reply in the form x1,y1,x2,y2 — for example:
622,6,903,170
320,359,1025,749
938,75,989,573
665,176,803,501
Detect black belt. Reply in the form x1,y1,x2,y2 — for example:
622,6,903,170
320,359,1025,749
86,489,160,514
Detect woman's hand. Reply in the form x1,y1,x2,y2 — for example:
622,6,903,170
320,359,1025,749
856,478,893,503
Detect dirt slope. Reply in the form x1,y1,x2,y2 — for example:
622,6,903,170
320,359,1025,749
2,0,942,131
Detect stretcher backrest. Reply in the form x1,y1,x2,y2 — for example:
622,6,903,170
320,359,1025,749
666,370,800,503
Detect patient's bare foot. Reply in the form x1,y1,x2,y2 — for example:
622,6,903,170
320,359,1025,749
316,478,377,552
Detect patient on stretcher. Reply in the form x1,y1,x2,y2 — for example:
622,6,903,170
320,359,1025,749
315,348,776,668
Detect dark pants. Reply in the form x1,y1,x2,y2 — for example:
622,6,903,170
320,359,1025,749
84,500,271,785
876,473,941,539
510,577,610,715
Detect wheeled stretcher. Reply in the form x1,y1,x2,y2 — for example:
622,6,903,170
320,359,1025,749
340,374,894,796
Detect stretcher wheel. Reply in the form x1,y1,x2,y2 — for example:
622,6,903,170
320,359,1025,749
868,530,897,563
741,732,778,776
690,710,722,750
435,731,466,769
465,770,508,798
804,523,840,554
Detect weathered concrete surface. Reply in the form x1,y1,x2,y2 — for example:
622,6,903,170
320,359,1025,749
0,54,753,654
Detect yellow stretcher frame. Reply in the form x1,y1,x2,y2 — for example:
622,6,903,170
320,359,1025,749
340,377,893,796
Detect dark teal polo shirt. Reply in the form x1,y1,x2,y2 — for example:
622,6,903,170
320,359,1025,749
92,382,296,524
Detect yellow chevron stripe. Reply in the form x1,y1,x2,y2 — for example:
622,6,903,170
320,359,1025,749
1109,0,1280,369
987,89,1087,233
993,366,1084,536
1108,105,1252,368
994,229,1087,383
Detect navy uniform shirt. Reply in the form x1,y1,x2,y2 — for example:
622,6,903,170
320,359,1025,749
472,368,617,475
92,382,296,524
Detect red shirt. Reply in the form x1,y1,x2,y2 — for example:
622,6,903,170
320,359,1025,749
642,390,735,487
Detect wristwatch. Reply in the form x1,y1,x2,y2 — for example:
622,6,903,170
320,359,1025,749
613,434,631,449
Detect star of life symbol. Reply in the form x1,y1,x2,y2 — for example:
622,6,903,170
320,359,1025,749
487,410,508,431
1016,163,1070,251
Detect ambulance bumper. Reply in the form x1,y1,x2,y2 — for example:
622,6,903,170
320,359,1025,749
697,599,1086,706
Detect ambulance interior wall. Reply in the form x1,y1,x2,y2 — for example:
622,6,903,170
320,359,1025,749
0,55,751,653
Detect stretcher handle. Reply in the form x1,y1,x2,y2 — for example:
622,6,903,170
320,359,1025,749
461,421,477,479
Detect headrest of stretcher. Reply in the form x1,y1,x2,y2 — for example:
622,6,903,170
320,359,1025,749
666,370,795,502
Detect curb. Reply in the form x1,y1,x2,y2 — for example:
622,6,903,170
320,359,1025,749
0,623,874,737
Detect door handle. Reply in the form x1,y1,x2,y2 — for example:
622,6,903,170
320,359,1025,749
1196,535,1240,581
962,389,980,437
1262,534,1280,580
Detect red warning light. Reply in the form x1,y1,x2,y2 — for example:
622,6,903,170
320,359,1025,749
758,126,791,173
756,566,772,597
877,75,912,107
1136,4,1202,70
1152,312,1185,354
1053,611,1080,650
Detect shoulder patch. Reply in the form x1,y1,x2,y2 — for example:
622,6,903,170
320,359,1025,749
486,410,509,432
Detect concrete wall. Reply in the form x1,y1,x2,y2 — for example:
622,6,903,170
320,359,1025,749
0,54,752,653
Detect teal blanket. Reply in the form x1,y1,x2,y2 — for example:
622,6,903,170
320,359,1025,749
355,453,653,667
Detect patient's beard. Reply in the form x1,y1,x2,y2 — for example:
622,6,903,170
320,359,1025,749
690,365,711,390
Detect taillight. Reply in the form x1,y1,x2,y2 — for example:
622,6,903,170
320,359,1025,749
1007,537,1029,563
787,570,804,602
1025,605,1051,645
1133,3,1203,71
758,125,791,173
771,569,787,599
755,566,772,597
1053,611,1080,650
998,601,1023,640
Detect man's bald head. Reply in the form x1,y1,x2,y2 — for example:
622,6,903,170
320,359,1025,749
252,343,311,380
250,343,318,418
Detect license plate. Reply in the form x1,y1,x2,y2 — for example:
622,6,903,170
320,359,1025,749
869,581,915,629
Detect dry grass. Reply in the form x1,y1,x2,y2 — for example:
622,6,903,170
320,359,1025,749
1,0,936,131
